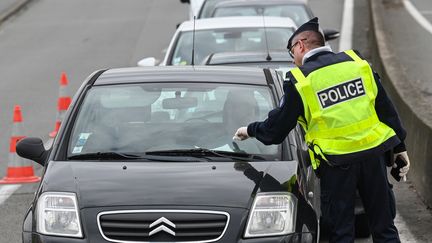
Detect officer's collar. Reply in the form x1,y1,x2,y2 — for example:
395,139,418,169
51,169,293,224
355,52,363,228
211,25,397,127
302,46,333,65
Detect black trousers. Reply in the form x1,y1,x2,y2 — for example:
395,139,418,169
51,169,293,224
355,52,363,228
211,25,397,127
320,153,400,243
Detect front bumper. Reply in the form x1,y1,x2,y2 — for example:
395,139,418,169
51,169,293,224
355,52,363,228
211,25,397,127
24,232,316,243
24,204,318,243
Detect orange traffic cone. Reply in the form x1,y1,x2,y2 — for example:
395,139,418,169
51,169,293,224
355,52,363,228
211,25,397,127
49,72,71,138
0,105,40,184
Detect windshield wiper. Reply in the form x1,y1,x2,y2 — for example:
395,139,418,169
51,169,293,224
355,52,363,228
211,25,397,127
145,148,267,162
67,151,210,162
68,152,142,160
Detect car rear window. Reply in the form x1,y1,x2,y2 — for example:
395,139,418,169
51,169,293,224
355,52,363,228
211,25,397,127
171,27,293,65
212,5,310,25
68,83,282,159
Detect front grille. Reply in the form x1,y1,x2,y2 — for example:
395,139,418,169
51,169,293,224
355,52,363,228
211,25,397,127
97,210,230,243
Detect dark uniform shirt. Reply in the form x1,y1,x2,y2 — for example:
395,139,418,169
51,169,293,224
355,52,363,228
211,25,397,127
247,50,407,164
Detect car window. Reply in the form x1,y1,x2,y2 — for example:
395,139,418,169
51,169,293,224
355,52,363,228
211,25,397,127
68,83,281,158
199,0,226,18
212,5,310,25
213,7,256,17
171,27,293,65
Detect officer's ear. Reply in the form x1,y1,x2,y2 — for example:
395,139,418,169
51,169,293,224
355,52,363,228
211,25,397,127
299,39,307,54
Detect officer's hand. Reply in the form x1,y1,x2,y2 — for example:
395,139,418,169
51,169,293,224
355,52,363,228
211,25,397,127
233,127,249,141
394,151,410,181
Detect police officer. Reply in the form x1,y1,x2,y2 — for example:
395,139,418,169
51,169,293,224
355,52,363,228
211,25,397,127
234,17,410,243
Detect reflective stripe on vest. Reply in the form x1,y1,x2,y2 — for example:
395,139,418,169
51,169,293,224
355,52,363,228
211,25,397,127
292,50,396,169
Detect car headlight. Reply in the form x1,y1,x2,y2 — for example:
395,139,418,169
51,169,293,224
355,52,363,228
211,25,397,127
36,192,83,238
244,192,297,238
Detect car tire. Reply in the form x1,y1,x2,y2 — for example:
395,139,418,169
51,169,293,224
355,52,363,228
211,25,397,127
355,213,371,238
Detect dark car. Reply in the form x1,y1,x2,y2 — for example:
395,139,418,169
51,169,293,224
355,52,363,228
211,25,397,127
18,66,320,243
206,0,312,25
196,0,340,42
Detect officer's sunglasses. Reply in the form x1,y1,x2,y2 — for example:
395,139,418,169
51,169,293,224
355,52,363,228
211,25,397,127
289,38,307,58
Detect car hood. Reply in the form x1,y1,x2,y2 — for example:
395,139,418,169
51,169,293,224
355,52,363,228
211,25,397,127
41,161,298,209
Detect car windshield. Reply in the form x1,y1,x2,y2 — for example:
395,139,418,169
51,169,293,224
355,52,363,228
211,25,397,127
212,5,310,25
171,27,293,65
68,83,281,159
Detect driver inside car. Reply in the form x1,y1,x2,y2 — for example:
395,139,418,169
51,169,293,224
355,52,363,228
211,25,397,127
213,90,261,153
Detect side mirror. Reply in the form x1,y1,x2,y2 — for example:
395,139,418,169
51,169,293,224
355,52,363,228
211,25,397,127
137,57,157,67
16,137,48,166
323,29,340,41
180,0,190,3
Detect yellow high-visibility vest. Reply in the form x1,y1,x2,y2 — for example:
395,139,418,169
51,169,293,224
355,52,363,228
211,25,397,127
291,50,396,169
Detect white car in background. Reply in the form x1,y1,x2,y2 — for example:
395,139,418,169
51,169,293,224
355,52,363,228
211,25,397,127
137,16,297,66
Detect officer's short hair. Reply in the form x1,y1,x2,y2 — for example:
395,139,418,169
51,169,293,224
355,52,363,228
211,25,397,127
298,31,325,49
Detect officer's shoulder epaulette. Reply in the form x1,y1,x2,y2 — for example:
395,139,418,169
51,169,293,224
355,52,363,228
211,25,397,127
373,70,381,80
352,49,365,59
351,49,375,67
285,71,297,84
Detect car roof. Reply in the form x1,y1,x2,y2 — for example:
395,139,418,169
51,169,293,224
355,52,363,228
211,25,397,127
204,51,294,65
95,66,272,86
178,16,297,31
215,0,308,7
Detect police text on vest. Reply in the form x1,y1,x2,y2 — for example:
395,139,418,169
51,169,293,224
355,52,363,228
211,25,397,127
317,78,365,109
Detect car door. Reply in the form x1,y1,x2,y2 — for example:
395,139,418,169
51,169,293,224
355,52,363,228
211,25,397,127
272,69,320,215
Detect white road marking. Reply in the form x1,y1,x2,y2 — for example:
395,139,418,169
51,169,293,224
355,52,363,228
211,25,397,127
404,0,432,34
394,212,418,242
0,185,21,205
339,0,354,52
419,10,432,15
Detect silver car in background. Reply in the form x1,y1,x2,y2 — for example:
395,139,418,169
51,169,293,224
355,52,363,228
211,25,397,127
137,16,297,66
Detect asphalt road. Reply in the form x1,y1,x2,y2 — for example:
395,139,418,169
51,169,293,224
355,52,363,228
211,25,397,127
381,0,432,99
412,0,432,23
0,0,431,242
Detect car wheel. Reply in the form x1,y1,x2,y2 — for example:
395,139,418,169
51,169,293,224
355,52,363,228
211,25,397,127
355,213,371,238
